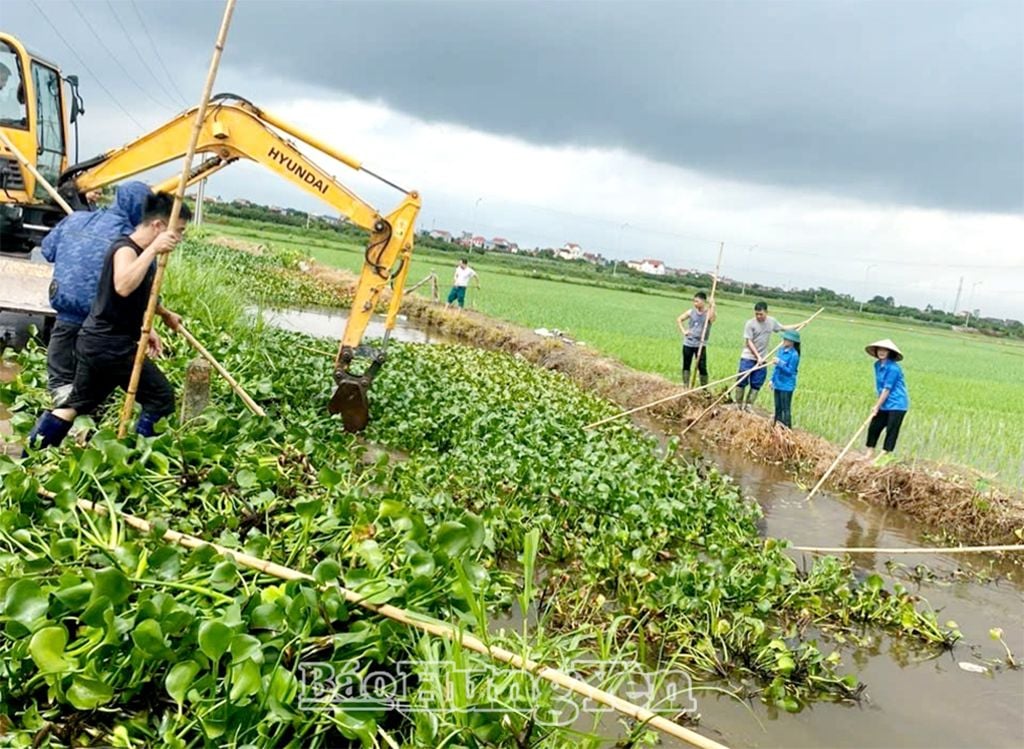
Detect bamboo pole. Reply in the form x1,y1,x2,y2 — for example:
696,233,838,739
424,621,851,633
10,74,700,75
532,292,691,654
678,307,826,440
176,324,265,416
802,412,874,502
0,130,75,215
117,0,237,438
76,498,729,749
584,370,746,430
688,242,723,389
792,543,1024,554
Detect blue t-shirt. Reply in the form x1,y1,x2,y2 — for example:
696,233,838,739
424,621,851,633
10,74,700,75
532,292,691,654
771,346,800,392
875,360,909,411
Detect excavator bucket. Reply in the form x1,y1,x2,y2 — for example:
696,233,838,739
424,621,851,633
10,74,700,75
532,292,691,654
328,374,372,433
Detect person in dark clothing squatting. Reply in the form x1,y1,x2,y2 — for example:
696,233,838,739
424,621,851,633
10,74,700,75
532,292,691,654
41,181,152,405
28,193,188,448
864,338,909,461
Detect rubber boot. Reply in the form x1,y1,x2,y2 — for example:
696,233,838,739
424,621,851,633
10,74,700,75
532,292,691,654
745,388,760,410
26,412,73,450
682,369,691,386
699,373,708,387
135,411,162,438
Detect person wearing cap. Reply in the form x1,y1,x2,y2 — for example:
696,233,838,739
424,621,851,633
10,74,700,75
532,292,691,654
865,338,909,456
769,330,801,428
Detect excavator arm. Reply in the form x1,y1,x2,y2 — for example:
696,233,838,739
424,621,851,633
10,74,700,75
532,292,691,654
59,95,421,431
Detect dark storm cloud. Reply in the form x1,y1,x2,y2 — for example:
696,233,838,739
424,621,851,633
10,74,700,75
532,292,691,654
6,0,1022,212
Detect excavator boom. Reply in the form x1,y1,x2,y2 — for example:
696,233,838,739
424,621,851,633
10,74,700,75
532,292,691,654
60,95,421,431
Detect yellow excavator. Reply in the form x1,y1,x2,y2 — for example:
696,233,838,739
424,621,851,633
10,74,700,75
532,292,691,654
0,33,421,431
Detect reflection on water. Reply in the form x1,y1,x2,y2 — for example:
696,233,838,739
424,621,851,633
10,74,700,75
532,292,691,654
678,439,1024,749
254,306,448,345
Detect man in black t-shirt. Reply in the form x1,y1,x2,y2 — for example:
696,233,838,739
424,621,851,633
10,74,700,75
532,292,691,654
28,193,191,448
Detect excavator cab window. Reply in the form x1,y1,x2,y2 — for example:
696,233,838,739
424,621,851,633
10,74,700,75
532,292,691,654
31,61,65,194
0,41,27,128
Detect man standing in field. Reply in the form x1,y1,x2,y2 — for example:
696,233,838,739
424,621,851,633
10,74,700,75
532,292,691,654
676,291,716,386
734,301,799,409
445,258,480,311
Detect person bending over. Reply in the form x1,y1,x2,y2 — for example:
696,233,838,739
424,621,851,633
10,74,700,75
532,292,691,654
28,193,189,448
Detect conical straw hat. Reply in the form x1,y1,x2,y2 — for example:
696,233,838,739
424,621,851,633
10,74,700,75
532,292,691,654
865,338,904,361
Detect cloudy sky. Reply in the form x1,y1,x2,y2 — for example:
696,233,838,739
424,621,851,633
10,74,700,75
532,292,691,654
5,0,1022,317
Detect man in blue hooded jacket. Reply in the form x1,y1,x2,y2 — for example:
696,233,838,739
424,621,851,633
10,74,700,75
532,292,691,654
41,181,151,404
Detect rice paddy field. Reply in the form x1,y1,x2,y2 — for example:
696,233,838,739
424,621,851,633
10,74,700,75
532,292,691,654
212,220,1024,491
7,235,1020,748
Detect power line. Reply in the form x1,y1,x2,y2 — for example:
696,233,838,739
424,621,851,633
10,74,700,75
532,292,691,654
104,0,184,109
128,0,191,107
70,1,170,113
30,0,145,130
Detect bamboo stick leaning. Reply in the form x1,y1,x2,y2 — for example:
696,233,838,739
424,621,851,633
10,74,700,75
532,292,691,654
176,324,265,416
76,498,730,749
0,130,74,214
802,412,874,502
584,370,747,430
117,0,238,437
689,242,724,388
0,139,257,418
677,307,825,440
792,543,1024,555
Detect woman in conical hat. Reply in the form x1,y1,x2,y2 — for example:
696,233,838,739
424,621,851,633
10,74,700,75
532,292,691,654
864,339,909,459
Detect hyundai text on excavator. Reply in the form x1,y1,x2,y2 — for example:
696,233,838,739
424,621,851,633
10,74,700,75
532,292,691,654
0,33,420,432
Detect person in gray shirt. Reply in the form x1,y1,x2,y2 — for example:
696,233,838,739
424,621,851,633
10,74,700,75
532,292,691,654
734,301,799,409
676,291,716,386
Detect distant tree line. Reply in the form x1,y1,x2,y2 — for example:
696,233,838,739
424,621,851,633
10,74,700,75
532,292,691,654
202,199,1022,339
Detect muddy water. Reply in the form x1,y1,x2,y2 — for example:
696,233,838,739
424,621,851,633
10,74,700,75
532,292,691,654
267,309,1023,747
674,444,1024,749
255,306,451,345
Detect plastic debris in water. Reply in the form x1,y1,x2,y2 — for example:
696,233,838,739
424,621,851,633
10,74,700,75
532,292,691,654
957,661,989,674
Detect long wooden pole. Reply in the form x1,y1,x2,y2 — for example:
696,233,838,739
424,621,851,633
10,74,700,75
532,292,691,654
688,242,723,388
76,499,729,749
117,0,237,437
678,307,825,440
0,129,74,214
4,121,256,418
584,370,747,430
176,324,265,416
792,543,1024,554
802,412,874,502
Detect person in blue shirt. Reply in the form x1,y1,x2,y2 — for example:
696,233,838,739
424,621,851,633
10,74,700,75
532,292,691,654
769,330,801,428
865,338,909,456
41,182,152,405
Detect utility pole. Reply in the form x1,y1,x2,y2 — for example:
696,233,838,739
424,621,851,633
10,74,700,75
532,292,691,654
952,275,964,314
192,178,205,226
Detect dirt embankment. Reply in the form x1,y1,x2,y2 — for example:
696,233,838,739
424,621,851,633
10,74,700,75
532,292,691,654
307,262,1024,546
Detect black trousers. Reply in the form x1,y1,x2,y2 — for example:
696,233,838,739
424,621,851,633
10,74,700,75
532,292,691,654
866,409,907,452
65,350,175,419
47,319,81,399
773,389,794,428
682,344,708,377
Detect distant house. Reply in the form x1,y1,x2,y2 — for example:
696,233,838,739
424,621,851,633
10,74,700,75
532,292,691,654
582,252,606,265
558,242,583,261
492,237,512,251
429,229,453,242
507,242,520,254
471,235,486,249
630,258,667,276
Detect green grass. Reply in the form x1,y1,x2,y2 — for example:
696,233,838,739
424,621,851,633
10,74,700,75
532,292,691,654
209,221,1024,489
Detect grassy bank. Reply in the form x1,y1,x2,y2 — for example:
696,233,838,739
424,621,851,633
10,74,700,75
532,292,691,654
210,220,1024,489
0,237,960,747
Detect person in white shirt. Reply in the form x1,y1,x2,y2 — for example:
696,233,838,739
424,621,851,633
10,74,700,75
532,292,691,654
446,258,480,310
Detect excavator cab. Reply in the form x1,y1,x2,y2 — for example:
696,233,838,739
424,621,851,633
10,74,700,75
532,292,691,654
0,33,80,253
